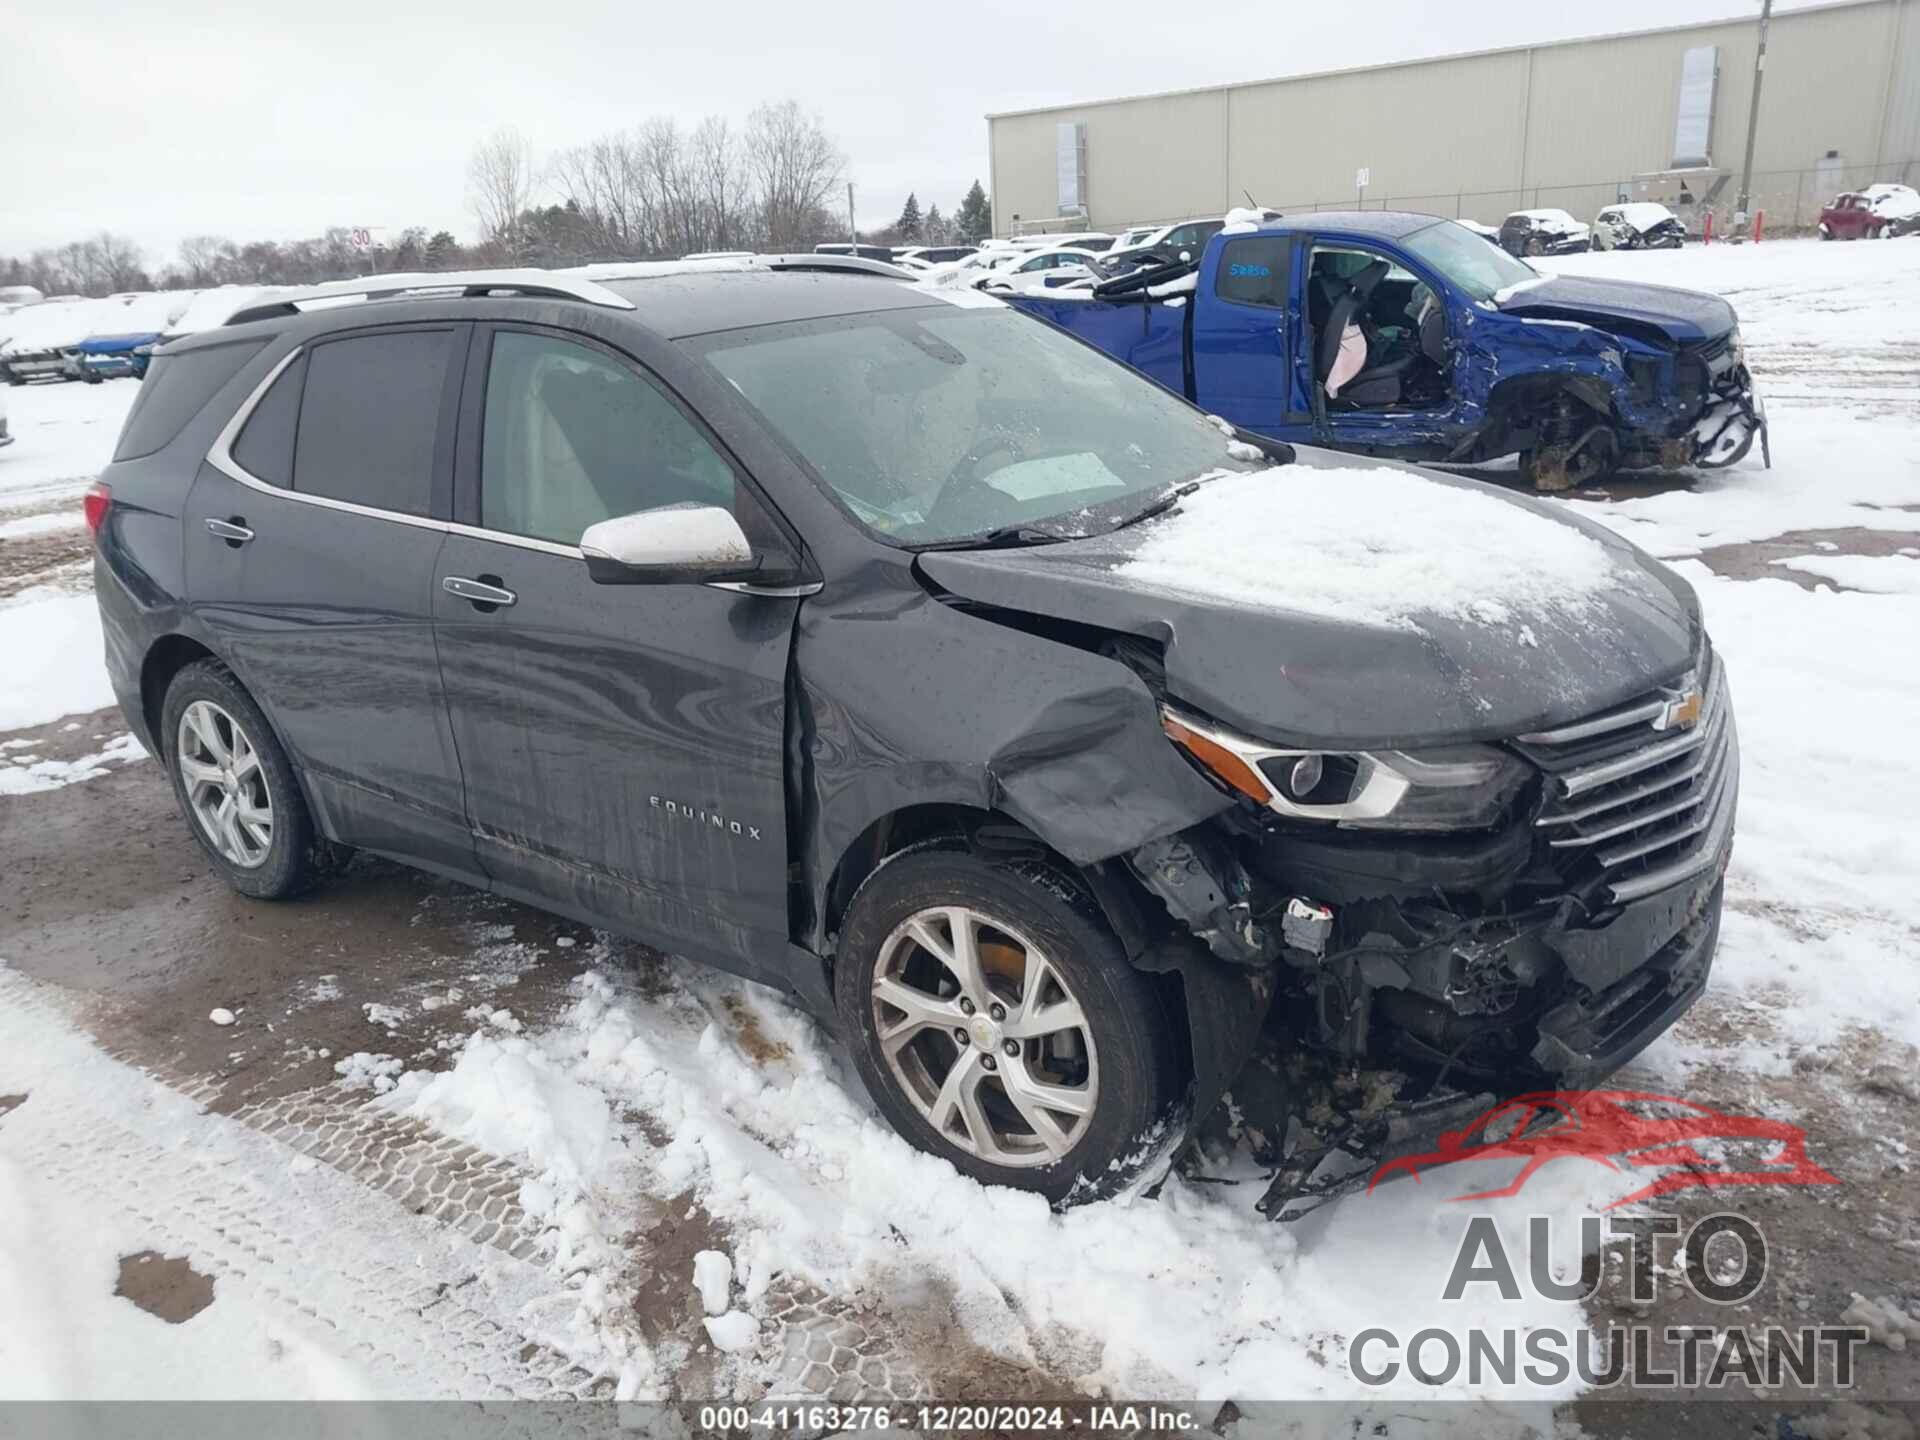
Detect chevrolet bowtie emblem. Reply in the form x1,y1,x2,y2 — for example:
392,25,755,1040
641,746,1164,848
1655,688,1704,732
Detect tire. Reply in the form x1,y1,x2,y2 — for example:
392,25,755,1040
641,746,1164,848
1525,237,1545,258
161,659,330,900
1522,424,1619,492
835,847,1182,1205
1819,224,1833,241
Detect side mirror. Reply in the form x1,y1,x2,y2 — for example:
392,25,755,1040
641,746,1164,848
579,504,758,586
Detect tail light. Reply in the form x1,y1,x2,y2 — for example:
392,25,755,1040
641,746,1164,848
83,481,111,536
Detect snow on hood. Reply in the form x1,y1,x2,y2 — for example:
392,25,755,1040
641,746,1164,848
1865,184,1920,218
916,450,1700,746
1120,465,1618,633
1606,203,1678,232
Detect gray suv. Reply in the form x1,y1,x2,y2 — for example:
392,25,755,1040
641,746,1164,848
88,261,1734,1209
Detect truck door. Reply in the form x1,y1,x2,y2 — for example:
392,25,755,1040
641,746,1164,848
1189,234,1314,443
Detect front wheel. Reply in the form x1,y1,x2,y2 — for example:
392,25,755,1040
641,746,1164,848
835,849,1182,1204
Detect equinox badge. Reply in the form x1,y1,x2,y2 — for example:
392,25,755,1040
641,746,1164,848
650,795,762,841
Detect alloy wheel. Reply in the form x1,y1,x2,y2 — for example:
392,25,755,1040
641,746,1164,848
177,699,273,868
871,905,1099,1168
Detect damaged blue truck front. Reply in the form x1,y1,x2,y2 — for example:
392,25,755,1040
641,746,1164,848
1005,211,1767,490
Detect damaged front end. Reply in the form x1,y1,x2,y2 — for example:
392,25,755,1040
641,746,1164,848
1680,330,1770,469
1127,652,1737,1219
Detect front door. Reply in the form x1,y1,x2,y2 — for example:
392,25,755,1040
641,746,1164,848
1304,241,1457,454
431,325,799,978
1190,232,1309,440
185,325,476,874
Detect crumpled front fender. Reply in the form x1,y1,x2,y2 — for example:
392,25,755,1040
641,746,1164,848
794,570,1232,946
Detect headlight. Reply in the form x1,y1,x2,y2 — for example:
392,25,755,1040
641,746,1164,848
1160,707,1531,832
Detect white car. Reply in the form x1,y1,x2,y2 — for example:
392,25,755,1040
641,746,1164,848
974,244,1102,293
1592,203,1687,251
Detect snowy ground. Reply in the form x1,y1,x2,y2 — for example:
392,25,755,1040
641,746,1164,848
2,238,1919,1429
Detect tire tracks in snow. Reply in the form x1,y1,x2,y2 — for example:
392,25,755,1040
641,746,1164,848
0,964,611,1400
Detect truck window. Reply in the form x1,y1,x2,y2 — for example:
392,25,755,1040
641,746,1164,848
1216,237,1291,309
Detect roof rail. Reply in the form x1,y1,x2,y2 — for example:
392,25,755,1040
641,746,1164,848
223,269,636,327
569,253,914,283
758,253,914,279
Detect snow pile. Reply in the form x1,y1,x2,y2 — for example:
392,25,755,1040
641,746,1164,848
384,1030,615,1194
0,590,118,731
1780,553,1920,594
691,1250,732,1316
0,732,144,796
1839,1293,1920,1350
377,968,1613,1402
1121,465,1624,632
333,1053,404,1094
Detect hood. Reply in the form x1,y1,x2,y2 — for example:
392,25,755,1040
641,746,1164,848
1495,274,1734,345
916,451,1700,750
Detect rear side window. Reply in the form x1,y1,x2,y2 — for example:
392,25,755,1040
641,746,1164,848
113,338,266,462
293,329,453,516
231,352,306,487
1216,237,1291,308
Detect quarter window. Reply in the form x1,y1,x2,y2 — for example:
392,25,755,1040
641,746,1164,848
231,351,306,487
1216,237,1291,308
479,331,736,546
293,329,453,516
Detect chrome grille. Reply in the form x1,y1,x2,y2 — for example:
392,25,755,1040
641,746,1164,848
1517,655,1738,904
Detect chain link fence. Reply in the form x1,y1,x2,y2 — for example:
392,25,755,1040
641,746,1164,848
1266,159,1919,237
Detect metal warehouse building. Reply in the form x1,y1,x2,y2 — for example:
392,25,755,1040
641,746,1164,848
987,0,1920,237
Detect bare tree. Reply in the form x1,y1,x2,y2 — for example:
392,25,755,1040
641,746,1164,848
468,127,536,261
690,116,746,251
744,101,844,253
176,235,238,286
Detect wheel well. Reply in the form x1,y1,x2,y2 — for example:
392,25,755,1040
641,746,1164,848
140,634,217,763
820,802,1193,1085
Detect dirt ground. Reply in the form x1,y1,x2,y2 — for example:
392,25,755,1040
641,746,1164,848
3,459,1917,1427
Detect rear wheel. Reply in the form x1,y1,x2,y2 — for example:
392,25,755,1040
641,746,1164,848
162,660,330,899
835,849,1182,1204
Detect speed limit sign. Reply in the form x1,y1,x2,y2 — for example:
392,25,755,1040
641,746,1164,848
348,227,373,249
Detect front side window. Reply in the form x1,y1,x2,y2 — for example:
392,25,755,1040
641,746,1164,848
1402,219,1537,301
480,331,735,546
694,304,1264,546
293,329,453,516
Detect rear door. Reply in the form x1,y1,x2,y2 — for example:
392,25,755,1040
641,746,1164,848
431,324,801,979
186,325,476,875
1190,232,1310,441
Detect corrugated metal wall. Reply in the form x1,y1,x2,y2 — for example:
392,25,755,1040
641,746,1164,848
987,0,1917,234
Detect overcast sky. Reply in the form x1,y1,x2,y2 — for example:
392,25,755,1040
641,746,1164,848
5,0,1778,265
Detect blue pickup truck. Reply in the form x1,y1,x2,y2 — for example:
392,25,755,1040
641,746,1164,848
1002,211,1767,489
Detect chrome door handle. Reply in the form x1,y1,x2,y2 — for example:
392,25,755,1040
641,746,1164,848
442,575,517,609
205,517,254,544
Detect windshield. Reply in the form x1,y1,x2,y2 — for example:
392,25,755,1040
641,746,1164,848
1402,219,1538,301
692,303,1263,546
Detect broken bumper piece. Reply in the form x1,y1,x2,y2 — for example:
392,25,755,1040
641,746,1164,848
1691,367,1769,469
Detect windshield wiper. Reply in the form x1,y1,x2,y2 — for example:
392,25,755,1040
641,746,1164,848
1105,482,1200,534
919,524,1068,552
